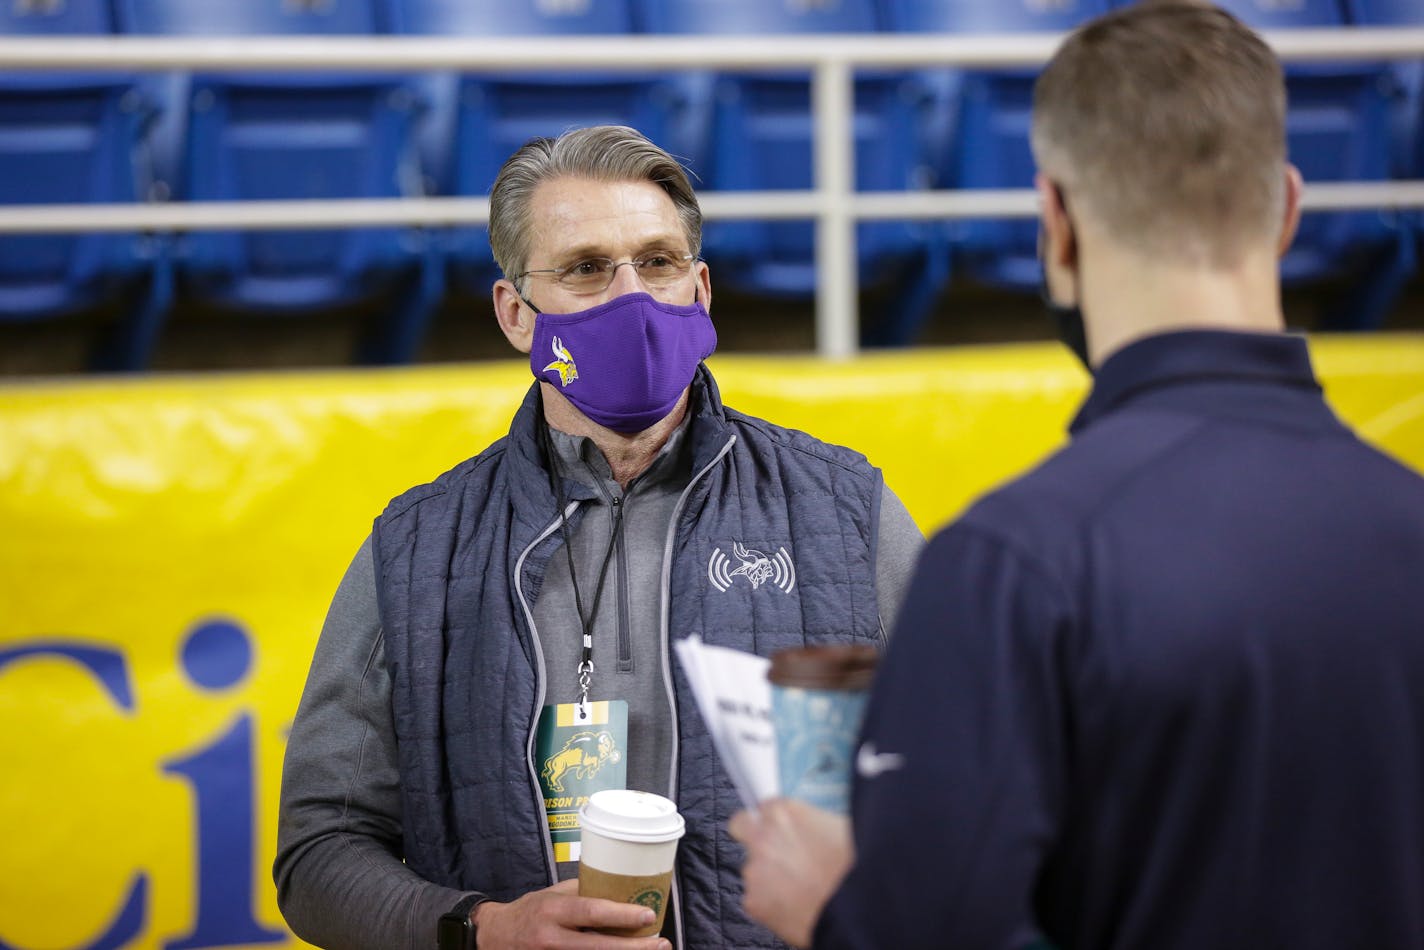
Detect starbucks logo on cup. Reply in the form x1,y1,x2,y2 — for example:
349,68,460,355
632,888,663,915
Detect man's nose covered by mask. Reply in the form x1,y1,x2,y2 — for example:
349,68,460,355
529,291,719,433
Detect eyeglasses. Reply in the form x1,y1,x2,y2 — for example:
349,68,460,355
515,251,696,295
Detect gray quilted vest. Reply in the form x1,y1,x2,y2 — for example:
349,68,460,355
374,366,885,948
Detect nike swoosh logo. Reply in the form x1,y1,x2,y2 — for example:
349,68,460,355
856,742,905,779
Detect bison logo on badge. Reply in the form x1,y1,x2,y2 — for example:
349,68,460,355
541,730,621,792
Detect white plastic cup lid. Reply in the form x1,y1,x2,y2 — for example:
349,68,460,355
579,789,686,844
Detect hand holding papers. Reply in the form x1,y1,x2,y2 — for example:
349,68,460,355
677,637,883,814
673,635,778,809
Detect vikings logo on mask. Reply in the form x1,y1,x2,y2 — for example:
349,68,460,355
526,292,716,433
542,336,578,387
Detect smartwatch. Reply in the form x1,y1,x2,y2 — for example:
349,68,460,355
436,893,485,950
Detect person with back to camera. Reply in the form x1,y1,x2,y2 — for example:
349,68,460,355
730,2,1424,947
272,124,925,950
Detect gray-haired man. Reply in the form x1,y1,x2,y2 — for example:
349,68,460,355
274,125,925,950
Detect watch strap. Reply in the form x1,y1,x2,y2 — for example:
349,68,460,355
437,893,486,950
448,893,485,919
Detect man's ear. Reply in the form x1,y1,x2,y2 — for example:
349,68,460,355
694,258,712,313
493,278,534,354
1035,173,1076,270
1277,163,1303,259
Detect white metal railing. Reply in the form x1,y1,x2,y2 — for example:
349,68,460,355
2,29,1424,356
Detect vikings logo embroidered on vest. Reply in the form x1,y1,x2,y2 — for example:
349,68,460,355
708,541,796,593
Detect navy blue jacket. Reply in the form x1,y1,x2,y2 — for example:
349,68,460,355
819,331,1424,949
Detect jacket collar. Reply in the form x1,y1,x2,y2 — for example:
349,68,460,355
1071,329,1319,435
685,363,737,471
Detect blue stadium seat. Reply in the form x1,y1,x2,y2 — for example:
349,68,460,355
393,0,630,33
136,0,384,34
0,0,113,34
1211,0,1344,28
390,0,664,295
389,0,644,194
637,0,939,346
0,1,173,370
1346,0,1424,178
1347,0,1424,19
1195,0,1415,328
882,0,1097,33
881,0,1112,338
390,0,640,193
115,0,390,195
115,0,443,364
639,0,879,34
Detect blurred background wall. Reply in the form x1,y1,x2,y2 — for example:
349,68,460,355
3,1,1424,947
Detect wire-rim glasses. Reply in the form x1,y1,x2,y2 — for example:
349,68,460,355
515,251,696,295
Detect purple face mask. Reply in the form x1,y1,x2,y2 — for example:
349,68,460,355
529,291,718,433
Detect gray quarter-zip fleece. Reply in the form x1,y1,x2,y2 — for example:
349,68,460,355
536,421,694,842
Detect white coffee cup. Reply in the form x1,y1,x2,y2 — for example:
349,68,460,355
578,789,686,937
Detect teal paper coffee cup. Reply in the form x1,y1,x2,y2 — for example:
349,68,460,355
768,644,880,813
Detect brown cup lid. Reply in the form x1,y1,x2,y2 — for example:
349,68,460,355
767,644,880,690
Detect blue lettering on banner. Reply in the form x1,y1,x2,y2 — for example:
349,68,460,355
0,619,287,950
0,643,148,950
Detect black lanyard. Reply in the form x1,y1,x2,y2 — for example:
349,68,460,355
538,409,626,710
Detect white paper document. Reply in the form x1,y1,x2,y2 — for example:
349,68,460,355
673,635,779,809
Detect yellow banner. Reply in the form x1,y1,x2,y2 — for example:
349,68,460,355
1,337,1421,949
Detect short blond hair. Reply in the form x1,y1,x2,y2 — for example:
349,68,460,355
1030,0,1286,265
